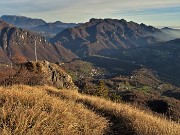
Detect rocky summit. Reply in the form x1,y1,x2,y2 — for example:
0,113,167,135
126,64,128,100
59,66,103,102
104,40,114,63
50,18,161,57
0,21,77,63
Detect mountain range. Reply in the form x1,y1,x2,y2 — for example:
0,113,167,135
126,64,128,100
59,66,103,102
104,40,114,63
0,15,78,39
49,18,180,85
0,15,180,86
50,18,163,57
0,15,46,29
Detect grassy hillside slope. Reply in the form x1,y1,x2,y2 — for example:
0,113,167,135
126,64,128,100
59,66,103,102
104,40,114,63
0,85,108,135
0,85,179,135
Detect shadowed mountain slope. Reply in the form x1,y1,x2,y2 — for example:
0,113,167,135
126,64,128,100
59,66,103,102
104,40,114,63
0,21,77,63
50,18,161,57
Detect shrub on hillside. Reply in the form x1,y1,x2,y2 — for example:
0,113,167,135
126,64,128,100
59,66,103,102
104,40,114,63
0,66,44,86
94,80,109,98
11,54,27,64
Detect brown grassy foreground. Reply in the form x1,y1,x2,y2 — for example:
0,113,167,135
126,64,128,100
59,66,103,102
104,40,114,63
0,85,179,135
0,85,108,135
46,86,180,135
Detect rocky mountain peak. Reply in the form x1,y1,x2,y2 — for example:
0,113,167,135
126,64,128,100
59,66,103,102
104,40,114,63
22,61,76,89
50,18,161,57
0,22,78,63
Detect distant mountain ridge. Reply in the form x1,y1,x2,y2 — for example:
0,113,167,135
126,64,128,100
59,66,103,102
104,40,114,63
0,15,78,39
160,27,180,41
31,21,78,40
0,15,46,29
50,18,161,57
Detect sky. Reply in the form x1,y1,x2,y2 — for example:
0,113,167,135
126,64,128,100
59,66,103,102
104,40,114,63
0,0,180,28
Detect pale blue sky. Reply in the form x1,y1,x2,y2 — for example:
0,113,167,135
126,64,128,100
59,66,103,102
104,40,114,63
0,0,180,27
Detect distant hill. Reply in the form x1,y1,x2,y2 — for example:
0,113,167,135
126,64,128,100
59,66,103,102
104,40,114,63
160,27,180,40
50,18,161,57
0,20,78,63
47,21,78,28
31,21,78,40
31,23,67,34
0,15,78,40
0,15,46,28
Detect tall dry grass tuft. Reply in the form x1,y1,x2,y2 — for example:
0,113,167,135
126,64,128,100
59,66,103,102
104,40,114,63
0,85,109,135
45,86,180,135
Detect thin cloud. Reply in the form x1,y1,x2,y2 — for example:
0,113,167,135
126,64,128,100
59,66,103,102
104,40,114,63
0,0,180,27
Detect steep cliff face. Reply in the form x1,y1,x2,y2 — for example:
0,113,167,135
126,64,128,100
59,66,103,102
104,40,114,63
0,21,78,63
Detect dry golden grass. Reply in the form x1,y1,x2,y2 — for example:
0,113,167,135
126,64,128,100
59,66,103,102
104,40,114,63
0,85,180,135
0,85,109,135
45,86,180,135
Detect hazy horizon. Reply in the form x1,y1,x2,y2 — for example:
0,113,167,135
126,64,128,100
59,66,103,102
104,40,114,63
0,0,180,28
